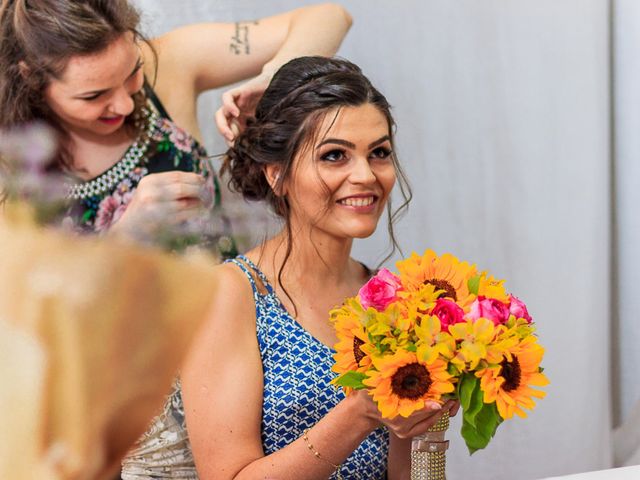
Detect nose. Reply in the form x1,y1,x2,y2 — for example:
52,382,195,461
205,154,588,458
349,156,377,185
110,87,135,117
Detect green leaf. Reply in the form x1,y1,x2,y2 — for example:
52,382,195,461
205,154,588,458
468,275,481,295
462,381,484,428
81,209,94,223
458,374,478,411
460,401,503,455
475,402,503,440
461,419,488,455
405,343,417,352
334,371,367,389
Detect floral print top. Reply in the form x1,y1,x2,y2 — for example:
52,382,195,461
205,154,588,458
64,85,237,259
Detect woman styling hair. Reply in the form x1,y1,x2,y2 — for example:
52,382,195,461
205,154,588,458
0,0,351,248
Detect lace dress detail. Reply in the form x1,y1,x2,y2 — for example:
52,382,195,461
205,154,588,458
229,255,389,479
121,379,196,479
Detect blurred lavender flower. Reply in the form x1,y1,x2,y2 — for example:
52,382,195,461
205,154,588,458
0,122,69,226
0,122,57,172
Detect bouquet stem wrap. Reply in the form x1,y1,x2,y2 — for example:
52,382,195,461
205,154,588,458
410,411,450,480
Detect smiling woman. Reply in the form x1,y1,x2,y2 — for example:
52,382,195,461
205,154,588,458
44,32,145,140
284,103,396,242
176,56,458,480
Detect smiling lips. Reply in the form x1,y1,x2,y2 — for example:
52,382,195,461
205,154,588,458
99,115,124,125
337,195,378,210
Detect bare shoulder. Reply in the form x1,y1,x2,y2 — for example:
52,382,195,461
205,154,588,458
182,259,266,478
182,260,260,376
208,261,256,322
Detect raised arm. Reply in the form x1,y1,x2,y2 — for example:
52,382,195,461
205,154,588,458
146,3,352,141
155,3,351,91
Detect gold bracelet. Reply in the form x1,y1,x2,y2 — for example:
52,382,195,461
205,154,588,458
302,428,343,479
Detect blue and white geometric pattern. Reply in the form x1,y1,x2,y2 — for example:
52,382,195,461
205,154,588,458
230,256,389,480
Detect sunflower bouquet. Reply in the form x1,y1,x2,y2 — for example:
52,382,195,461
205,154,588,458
330,249,548,455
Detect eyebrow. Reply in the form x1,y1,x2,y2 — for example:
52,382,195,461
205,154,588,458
317,135,391,150
74,57,143,98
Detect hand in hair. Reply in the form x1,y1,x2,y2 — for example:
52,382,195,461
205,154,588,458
215,71,272,146
109,171,208,238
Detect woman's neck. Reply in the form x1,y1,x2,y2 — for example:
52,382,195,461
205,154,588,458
66,126,135,179
266,228,354,285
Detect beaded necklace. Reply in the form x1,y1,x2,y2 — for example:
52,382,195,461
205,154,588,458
66,106,159,200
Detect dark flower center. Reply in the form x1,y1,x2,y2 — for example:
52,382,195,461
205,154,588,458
500,356,522,392
391,363,432,399
353,337,366,365
424,278,457,301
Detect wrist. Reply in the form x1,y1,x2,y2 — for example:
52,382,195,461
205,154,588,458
259,63,277,81
341,390,381,433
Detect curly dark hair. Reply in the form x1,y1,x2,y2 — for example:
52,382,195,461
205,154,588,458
223,56,412,303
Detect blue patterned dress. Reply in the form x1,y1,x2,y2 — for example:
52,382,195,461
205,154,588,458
230,255,389,479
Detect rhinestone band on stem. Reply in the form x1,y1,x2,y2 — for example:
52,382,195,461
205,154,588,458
66,108,159,200
411,411,450,480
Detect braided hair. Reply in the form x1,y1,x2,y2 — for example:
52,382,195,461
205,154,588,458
224,56,412,305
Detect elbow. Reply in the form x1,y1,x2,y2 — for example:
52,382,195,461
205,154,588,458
320,3,353,30
337,4,353,30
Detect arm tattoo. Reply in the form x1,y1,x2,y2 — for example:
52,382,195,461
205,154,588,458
229,20,259,55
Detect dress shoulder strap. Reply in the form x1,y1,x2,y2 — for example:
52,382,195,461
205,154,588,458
235,255,275,294
144,81,172,120
226,255,274,297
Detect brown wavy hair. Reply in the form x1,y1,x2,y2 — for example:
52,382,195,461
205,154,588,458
0,0,154,172
223,56,412,306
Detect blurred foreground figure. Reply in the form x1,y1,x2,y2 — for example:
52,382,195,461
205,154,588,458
0,201,219,480
0,109,221,480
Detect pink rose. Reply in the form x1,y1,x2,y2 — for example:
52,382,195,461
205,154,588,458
358,268,401,311
508,294,532,323
467,296,510,326
430,298,465,329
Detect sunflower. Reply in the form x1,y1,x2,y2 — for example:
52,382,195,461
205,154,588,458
396,249,477,310
331,298,373,375
476,335,548,420
363,349,455,418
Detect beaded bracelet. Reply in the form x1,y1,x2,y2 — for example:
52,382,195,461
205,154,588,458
302,428,343,479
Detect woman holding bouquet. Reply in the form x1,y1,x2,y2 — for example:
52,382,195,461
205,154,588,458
0,0,351,246
181,56,459,479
